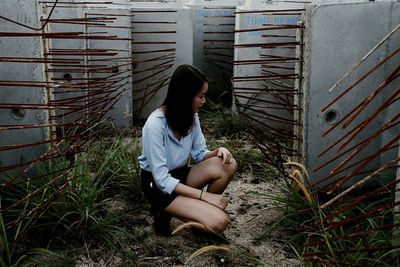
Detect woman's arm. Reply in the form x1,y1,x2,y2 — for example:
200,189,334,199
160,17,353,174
204,147,233,164
142,117,180,195
174,183,228,210
191,114,233,164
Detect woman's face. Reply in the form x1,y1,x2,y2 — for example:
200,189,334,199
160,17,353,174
192,82,208,113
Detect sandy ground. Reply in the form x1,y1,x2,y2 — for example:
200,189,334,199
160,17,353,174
72,117,303,266
73,171,302,267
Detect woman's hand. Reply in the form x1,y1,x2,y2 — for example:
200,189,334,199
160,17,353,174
201,191,229,210
217,147,233,164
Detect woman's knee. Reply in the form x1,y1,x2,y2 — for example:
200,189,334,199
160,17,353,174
204,212,229,233
221,158,237,182
227,158,238,177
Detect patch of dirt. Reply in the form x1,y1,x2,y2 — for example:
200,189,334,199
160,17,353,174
71,114,302,266
72,173,301,267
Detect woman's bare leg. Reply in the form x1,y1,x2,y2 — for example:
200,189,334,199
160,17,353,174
185,156,237,193
163,156,237,233
164,195,229,233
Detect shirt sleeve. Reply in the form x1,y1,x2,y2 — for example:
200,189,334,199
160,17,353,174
142,119,179,195
191,114,210,163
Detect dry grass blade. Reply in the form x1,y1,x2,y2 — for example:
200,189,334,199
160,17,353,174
185,245,231,264
289,169,313,204
171,221,210,235
284,161,309,177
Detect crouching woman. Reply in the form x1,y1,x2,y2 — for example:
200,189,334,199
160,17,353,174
138,64,237,236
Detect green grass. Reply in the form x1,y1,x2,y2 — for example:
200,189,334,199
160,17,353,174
254,178,400,267
0,131,144,266
2,109,398,267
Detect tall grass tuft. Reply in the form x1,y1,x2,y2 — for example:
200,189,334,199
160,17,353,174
0,132,143,265
86,136,143,200
173,221,273,266
255,163,400,266
202,101,247,139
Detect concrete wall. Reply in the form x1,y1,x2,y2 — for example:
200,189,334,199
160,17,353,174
43,2,133,128
86,7,133,128
130,2,193,119
41,5,86,126
190,0,245,105
300,0,400,188
0,0,49,179
233,1,306,135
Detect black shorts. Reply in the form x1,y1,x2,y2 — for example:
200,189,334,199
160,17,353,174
141,165,191,211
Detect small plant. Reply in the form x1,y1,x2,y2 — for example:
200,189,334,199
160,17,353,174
254,163,400,267
0,129,145,266
202,100,247,139
87,137,143,200
173,221,273,266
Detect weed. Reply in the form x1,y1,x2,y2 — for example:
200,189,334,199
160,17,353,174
0,133,144,265
87,137,143,201
254,171,400,266
201,101,247,139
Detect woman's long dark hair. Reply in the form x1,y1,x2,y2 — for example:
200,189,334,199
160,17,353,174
162,64,208,137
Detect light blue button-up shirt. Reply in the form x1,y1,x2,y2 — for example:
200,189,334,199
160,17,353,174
138,109,209,195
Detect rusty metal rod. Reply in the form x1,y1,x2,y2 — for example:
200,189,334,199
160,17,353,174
204,23,235,26
309,145,399,189
130,10,177,13
322,50,399,113
0,103,81,110
132,62,173,75
303,245,396,258
134,73,171,95
322,114,400,174
131,30,176,34
234,93,297,108
341,66,400,129
203,57,232,66
338,85,400,153
0,31,82,37
0,57,80,64
323,204,392,233
0,121,84,131
233,25,303,33
262,34,296,38
232,75,298,82
321,157,400,210
132,54,175,65
234,87,301,95
328,133,400,193
131,41,176,45
237,109,296,139
235,9,305,14
203,51,232,58
204,39,233,43
236,102,297,123
321,82,399,139
234,42,302,48
131,21,176,24
315,113,400,171
322,178,400,222
328,23,400,93
202,59,232,74
204,31,233,34
132,67,171,85
233,58,300,65
204,16,235,18
132,48,175,55
304,224,397,247
262,64,295,71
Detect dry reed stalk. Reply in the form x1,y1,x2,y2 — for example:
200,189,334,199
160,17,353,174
185,245,231,264
284,162,313,203
171,221,210,235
